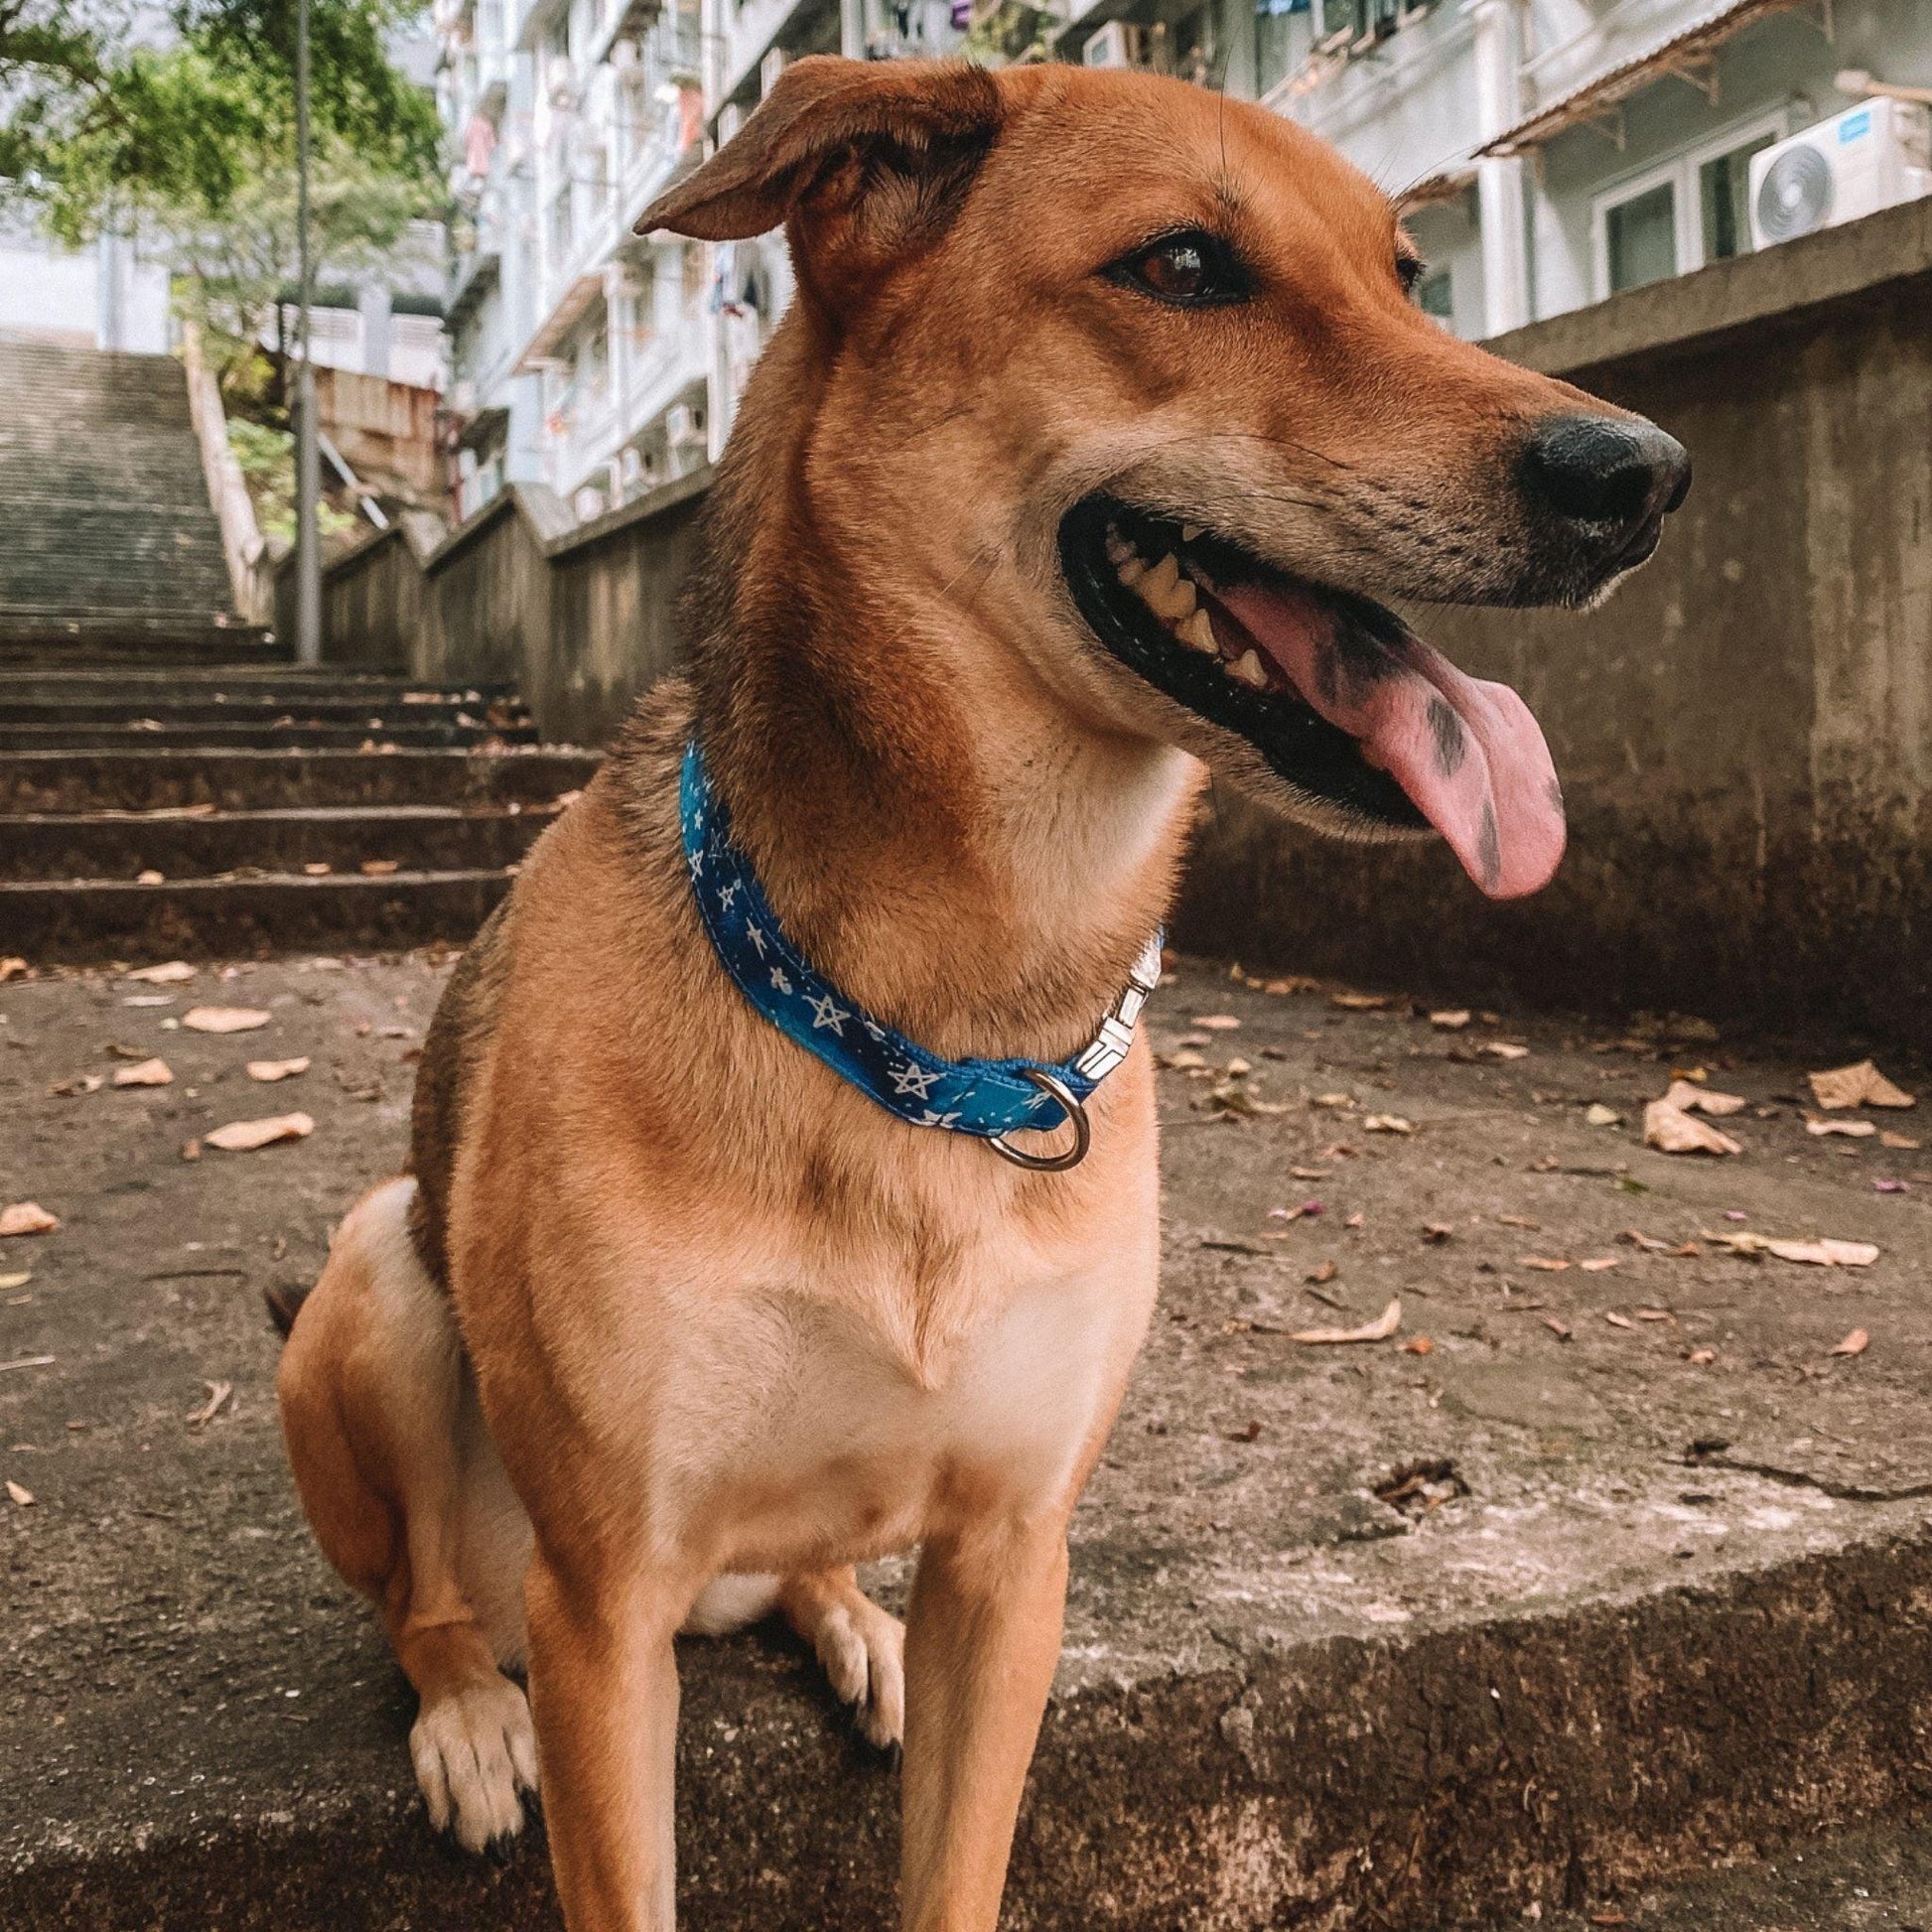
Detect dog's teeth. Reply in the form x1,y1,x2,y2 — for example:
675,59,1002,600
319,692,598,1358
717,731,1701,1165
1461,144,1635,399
1116,555,1146,587
1181,523,1204,545
1227,648,1270,690
1138,553,1196,623
1176,609,1217,654
1104,528,1134,568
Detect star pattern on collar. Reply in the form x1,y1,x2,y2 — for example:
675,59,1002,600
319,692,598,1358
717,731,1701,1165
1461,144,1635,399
807,992,850,1035
889,1060,941,1100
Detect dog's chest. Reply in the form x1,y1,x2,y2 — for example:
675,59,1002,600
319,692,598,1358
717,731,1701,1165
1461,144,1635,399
640,1239,1155,1568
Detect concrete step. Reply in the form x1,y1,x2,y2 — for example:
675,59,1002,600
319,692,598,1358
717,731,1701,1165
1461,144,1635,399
0,720,540,751
0,621,278,660
0,747,599,815
0,867,520,959
6,959,1932,1929
0,696,522,727
1,803,553,881
0,667,509,700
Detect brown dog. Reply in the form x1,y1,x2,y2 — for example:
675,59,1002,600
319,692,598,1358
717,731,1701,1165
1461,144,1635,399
275,54,1686,1930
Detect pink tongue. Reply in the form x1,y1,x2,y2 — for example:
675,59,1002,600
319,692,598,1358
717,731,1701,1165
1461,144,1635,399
1213,581,1566,899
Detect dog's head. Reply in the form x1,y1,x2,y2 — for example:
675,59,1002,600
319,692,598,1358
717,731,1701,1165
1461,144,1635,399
641,58,1689,901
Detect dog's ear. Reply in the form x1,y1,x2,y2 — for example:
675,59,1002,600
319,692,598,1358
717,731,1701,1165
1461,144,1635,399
636,56,1002,271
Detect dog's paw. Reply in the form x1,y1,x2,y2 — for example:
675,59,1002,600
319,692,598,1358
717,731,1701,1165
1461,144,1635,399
409,1673,540,1855
812,1594,904,1750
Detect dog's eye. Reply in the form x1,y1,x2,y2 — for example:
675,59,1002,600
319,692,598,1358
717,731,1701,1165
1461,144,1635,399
1112,230,1248,307
1396,252,1426,299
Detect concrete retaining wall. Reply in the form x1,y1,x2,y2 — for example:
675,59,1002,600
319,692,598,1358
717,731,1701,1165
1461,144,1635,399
1179,194,1932,1044
307,197,1932,1042
309,468,708,745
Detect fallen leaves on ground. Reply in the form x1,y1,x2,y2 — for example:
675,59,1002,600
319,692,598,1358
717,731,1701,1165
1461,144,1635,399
0,1271,29,1292
1,1202,59,1237
187,1380,233,1428
183,1006,271,1035
1290,1299,1401,1345
0,957,28,982
48,1073,104,1097
1809,1059,1915,1110
6,1479,34,1506
1831,1328,1869,1357
247,1056,312,1082
1422,1221,1454,1243
1585,1103,1622,1127
1522,1256,1571,1272
1578,1256,1620,1273
1192,1014,1241,1031
1329,990,1389,1011
1306,1259,1337,1284
205,1112,315,1153
1205,1083,1290,1118
1363,1113,1414,1134
1662,1078,1746,1116
1496,1212,1540,1230
112,1057,173,1087
359,859,402,877
1543,1316,1573,1339
1806,1116,1875,1137
1429,1009,1470,1030
1643,1097,1742,1156
1401,1336,1435,1355
1482,1041,1530,1060
1702,1228,1878,1267
1881,1130,1920,1150
125,960,195,984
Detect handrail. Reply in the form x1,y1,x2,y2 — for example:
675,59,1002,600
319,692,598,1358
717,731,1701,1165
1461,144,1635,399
180,319,269,622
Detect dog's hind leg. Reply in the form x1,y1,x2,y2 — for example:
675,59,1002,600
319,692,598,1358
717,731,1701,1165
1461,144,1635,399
276,1176,538,1855
682,1568,905,1747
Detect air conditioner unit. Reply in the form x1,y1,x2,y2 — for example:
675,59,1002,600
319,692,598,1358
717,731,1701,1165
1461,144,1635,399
1083,22,1145,69
1748,97,1931,250
665,401,705,447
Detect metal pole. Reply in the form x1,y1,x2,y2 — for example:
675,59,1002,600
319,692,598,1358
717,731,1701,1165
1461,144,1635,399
294,0,322,664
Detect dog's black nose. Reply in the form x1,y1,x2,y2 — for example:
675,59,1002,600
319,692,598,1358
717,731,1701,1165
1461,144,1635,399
1521,415,1690,532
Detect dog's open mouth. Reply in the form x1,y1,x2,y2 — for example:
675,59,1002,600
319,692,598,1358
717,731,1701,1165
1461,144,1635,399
1059,496,1567,899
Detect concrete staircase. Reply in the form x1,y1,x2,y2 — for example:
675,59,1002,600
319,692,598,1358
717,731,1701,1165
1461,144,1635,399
0,665,600,959
0,338,259,653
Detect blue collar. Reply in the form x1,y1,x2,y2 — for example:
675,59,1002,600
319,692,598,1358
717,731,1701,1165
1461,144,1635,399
679,739,1160,1167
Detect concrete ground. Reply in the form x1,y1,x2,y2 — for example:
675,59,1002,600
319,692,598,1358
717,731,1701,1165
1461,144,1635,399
4,948,1932,1929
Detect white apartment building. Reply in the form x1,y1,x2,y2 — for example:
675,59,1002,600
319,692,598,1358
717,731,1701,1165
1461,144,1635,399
438,0,1927,526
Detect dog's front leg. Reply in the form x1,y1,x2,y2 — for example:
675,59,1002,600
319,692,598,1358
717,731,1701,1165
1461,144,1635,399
899,1514,1070,1932
525,1551,696,1931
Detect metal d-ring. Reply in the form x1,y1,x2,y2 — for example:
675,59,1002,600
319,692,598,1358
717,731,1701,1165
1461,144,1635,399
989,1068,1092,1173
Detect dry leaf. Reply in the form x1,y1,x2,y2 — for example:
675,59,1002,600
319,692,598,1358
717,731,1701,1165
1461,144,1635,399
126,960,195,984
1663,1078,1746,1117
1496,1212,1541,1230
0,957,28,982
1429,1009,1470,1030
184,1006,271,1035
0,1271,29,1292
1578,1256,1620,1273
1543,1316,1573,1339
303,862,333,876
1522,1256,1571,1272
1585,1102,1622,1127
1364,1114,1414,1135
359,859,402,877
1330,990,1389,1011
1401,1336,1435,1355
1809,1059,1915,1110
1688,1347,1717,1365
49,1073,104,1097
6,1478,34,1506
1,1202,59,1237
136,868,164,885
247,1056,312,1082
1482,1041,1531,1060
1807,1116,1875,1138
112,1057,173,1087
1643,1099,1741,1157
1193,1014,1242,1031
187,1380,233,1427
1604,1311,1635,1329
1831,1328,1869,1357
1634,1308,1674,1321
1880,1130,1919,1150
205,1112,315,1153
1620,1228,1670,1252
1422,1221,1454,1243
1161,1047,1207,1070
1766,1237,1878,1268
181,1138,202,1162
1290,1299,1401,1345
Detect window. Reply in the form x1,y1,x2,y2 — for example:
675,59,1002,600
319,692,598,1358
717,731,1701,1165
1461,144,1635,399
1699,130,1777,263
1417,267,1453,323
1590,113,1785,302
1605,181,1677,294
1254,0,1311,98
